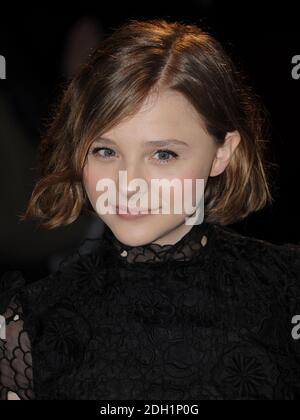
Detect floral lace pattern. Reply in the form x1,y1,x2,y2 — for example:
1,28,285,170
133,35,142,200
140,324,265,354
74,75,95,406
102,221,212,264
0,222,300,400
0,271,34,400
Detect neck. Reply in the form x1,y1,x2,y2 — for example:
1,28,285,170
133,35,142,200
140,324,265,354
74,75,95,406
152,222,195,246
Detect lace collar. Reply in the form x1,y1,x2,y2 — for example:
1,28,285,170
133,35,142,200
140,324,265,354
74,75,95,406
102,220,213,264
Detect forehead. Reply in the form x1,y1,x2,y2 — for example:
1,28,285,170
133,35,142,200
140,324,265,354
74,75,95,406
100,89,208,146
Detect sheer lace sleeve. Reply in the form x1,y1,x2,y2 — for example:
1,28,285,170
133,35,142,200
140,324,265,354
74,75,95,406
0,271,34,400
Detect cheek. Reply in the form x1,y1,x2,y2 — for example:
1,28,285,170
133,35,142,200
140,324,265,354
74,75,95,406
175,161,211,190
149,167,207,212
179,171,205,204
83,164,102,203
171,163,211,209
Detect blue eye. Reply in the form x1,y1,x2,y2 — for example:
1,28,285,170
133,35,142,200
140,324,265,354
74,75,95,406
91,147,116,158
153,150,178,164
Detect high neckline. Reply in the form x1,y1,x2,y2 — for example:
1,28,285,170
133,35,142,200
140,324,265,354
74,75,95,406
102,220,213,264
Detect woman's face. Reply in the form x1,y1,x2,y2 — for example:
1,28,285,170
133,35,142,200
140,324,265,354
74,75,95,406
83,89,240,246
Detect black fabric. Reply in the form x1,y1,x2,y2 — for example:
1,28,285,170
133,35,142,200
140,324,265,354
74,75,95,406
0,221,300,400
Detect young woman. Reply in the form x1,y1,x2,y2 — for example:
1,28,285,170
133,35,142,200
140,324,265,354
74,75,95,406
0,19,299,400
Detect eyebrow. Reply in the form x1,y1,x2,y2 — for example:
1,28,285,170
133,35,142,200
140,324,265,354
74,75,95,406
94,137,189,148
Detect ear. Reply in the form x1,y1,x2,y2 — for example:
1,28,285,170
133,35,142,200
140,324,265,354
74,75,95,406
210,130,241,177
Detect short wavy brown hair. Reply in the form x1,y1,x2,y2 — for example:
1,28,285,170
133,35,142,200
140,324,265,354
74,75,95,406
20,18,274,229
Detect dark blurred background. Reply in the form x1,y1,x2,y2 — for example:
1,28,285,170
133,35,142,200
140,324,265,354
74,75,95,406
0,1,299,282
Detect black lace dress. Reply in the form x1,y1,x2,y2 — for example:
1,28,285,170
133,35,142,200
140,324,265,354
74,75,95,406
0,221,300,400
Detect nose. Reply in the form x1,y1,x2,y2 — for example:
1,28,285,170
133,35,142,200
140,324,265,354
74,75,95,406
117,162,148,204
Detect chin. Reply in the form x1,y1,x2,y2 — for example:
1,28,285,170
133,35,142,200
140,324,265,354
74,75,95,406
116,232,155,247
106,223,155,247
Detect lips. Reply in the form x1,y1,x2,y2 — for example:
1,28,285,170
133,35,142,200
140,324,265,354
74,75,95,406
116,206,150,215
